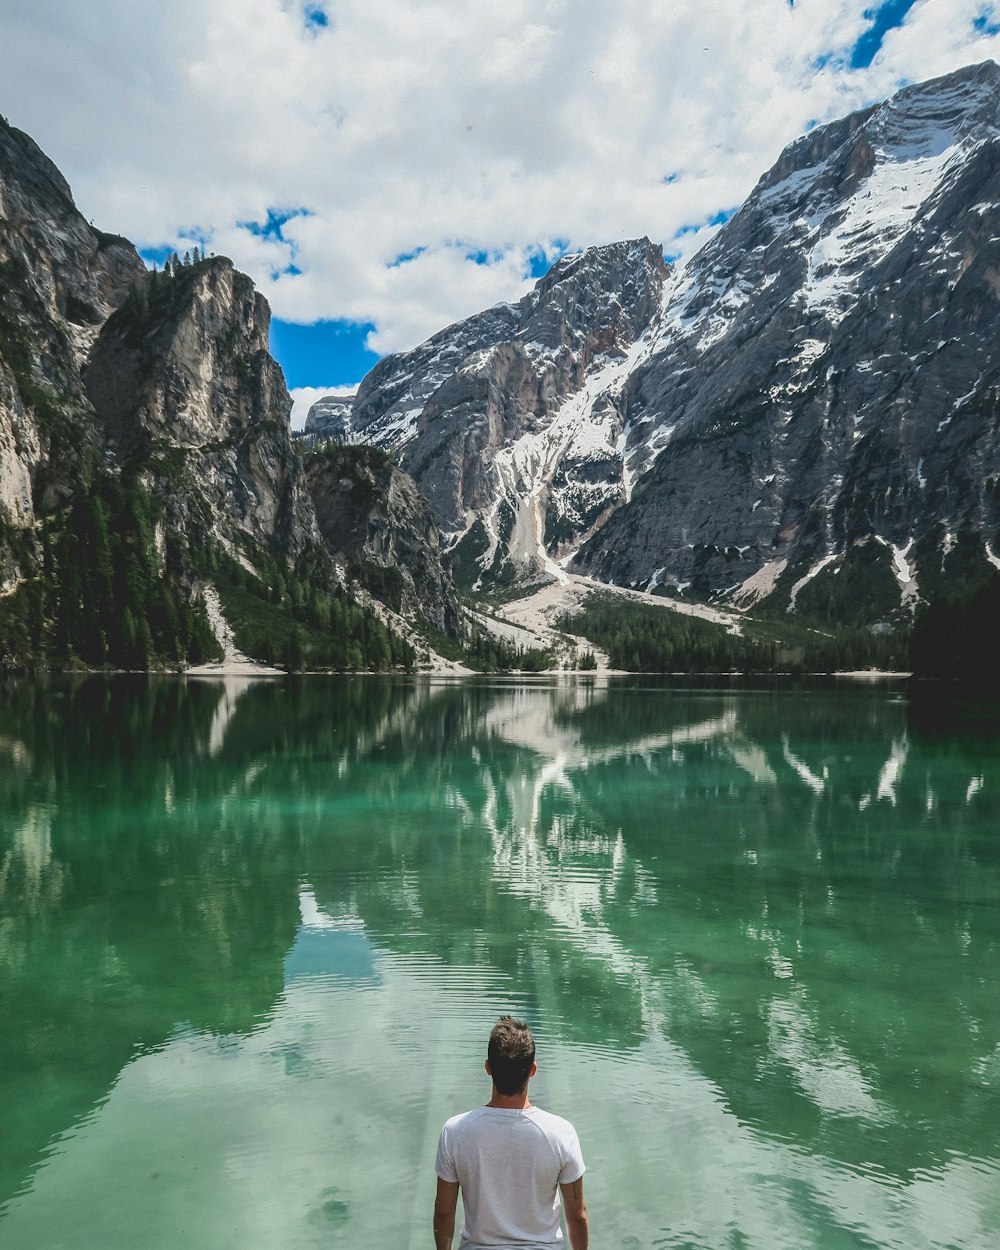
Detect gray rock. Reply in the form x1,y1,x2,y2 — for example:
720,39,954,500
344,238,668,579
299,393,357,448
84,258,318,559
567,61,1000,618
305,444,461,636
0,115,145,522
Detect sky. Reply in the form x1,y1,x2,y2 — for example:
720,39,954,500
2,0,999,426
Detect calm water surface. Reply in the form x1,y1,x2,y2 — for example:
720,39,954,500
0,675,998,1249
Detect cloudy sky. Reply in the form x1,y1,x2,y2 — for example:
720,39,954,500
3,0,999,424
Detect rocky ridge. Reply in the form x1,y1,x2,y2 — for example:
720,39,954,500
305,443,460,635
0,117,144,527
308,61,1000,622
84,256,319,562
575,59,1000,617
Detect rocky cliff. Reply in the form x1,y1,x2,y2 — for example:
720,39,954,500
0,116,144,529
574,60,1000,619
317,238,668,585
84,257,318,562
0,116,432,667
305,444,460,635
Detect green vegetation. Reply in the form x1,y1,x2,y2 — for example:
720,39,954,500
558,592,906,673
909,571,1000,687
206,547,414,672
465,626,553,673
448,519,491,590
785,542,902,625
417,617,553,673
448,506,520,593
0,472,219,668
109,252,226,351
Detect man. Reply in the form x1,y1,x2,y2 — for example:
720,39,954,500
433,1016,589,1250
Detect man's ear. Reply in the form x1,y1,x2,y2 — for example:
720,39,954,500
485,1059,492,1076
530,1061,537,1078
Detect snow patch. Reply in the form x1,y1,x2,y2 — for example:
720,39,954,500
787,553,840,613
801,140,966,325
875,536,919,606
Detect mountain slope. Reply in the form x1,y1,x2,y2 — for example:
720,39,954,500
0,117,430,668
574,60,1000,616
307,238,668,586
310,60,1000,622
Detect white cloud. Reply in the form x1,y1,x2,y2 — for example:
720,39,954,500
2,0,998,368
289,384,356,430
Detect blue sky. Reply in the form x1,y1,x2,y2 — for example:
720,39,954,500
2,0,998,424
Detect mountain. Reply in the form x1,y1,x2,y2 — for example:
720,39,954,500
0,115,452,669
306,237,667,587
308,61,1000,623
0,118,145,525
84,256,319,562
574,59,1000,619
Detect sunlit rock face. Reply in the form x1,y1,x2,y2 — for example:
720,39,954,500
574,61,1000,614
0,117,144,523
85,258,318,559
300,394,356,448
0,113,315,564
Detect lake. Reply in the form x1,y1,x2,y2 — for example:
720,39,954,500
0,674,998,1249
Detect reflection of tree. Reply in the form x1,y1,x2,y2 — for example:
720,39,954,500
0,676,304,1210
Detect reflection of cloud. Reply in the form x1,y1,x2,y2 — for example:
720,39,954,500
767,996,886,1122
7,947,998,1250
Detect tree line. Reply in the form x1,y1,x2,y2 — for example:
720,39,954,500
558,593,906,674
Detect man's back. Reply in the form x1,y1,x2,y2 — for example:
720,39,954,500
435,1104,584,1248
433,1016,589,1250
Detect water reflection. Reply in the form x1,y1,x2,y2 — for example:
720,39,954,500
0,676,998,1248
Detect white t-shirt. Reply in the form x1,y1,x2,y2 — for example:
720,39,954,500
435,1104,585,1250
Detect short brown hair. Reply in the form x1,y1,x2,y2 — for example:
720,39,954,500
488,1016,535,1095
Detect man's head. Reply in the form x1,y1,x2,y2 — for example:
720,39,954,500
486,1016,536,1096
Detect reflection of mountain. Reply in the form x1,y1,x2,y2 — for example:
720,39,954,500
1,674,998,1223
301,678,1000,1177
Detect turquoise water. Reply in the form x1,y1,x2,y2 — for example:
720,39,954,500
0,675,998,1249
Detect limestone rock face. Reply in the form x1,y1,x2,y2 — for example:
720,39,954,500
0,117,144,521
85,259,318,558
313,61,1000,616
300,393,356,447
305,444,461,635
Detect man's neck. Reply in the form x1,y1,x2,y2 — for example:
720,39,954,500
487,1086,532,1110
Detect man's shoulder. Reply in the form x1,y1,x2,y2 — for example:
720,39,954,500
441,1105,490,1133
527,1106,577,1132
